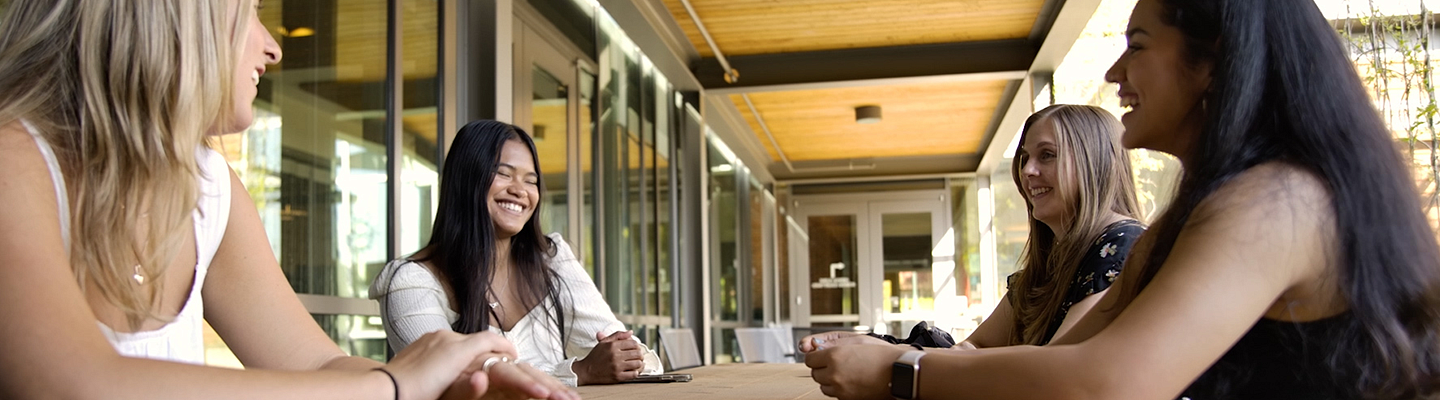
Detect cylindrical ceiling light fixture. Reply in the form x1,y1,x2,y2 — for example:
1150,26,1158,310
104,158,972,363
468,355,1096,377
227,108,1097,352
855,105,882,124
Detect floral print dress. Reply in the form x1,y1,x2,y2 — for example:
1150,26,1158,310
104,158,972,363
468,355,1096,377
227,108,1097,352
1007,219,1145,345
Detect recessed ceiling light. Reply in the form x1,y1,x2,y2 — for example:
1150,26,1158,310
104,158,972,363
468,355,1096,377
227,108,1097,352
855,105,881,124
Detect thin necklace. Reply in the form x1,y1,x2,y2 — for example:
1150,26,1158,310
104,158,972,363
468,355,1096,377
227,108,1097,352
488,274,509,309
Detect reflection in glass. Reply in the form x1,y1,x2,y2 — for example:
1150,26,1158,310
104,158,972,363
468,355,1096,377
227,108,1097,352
881,212,934,335
597,18,632,314
400,0,440,256
713,328,739,364
579,70,597,275
777,195,792,322
709,140,739,321
638,63,655,317
533,66,570,238
747,178,765,322
214,1,439,359
595,6,681,357
225,0,392,299
654,82,673,318
627,131,645,314
992,159,1030,297
807,215,858,317
950,178,981,308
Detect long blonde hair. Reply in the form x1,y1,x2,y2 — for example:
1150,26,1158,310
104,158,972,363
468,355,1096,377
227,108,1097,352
0,0,249,329
1007,104,1142,345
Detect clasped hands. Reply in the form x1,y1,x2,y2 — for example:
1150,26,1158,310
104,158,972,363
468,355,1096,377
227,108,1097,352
574,330,648,385
799,331,972,400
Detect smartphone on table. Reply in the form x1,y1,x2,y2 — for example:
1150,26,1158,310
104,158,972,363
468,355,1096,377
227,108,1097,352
626,373,693,383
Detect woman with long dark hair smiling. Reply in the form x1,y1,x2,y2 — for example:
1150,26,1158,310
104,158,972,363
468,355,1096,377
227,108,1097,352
803,0,1440,399
372,120,656,387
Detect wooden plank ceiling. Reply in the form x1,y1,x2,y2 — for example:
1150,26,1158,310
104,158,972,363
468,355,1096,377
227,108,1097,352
661,0,1047,174
731,80,1008,162
660,0,1046,56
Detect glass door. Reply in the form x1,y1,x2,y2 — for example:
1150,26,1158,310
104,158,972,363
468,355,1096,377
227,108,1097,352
791,192,953,336
869,200,949,336
794,202,869,328
515,22,580,248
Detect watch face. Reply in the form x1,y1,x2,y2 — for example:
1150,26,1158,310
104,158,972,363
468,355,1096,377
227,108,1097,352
891,362,917,399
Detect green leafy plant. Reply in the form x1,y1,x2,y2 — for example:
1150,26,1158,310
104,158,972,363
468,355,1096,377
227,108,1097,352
1339,1,1440,235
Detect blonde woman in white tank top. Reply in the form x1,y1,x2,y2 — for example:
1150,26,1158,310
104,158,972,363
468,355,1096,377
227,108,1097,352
0,1,575,399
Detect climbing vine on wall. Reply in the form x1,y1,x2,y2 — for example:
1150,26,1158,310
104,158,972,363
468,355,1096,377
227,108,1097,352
1339,1,1440,235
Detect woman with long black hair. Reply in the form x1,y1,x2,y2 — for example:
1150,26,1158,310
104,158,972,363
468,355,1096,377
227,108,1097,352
372,120,656,387
804,0,1440,399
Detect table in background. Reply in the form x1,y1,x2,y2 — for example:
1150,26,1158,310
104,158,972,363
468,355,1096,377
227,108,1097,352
577,363,827,400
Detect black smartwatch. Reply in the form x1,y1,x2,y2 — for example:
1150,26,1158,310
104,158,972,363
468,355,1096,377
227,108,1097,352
890,350,925,399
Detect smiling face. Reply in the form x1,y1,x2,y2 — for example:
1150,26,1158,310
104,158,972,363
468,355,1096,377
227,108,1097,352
1105,0,1211,157
226,0,282,133
488,139,540,240
1018,119,1074,233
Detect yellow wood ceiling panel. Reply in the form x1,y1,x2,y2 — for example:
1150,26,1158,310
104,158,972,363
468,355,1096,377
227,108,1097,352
532,101,569,174
260,0,438,82
730,80,1008,162
661,0,1046,56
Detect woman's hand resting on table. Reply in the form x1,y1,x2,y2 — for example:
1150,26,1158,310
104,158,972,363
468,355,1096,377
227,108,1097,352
575,331,646,385
805,343,908,400
797,331,889,353
443,356,579,400
387,330,576,400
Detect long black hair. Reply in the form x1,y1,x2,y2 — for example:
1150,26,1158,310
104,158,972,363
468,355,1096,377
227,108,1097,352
1126,1,1440,398
412,120,567,351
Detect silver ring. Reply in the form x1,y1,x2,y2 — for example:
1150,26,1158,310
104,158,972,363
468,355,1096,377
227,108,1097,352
481,356,511,373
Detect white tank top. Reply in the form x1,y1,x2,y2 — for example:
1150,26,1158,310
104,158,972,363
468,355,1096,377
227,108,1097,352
25,121,231,365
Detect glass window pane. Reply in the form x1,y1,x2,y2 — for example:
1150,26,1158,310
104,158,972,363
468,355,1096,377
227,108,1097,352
748,178,765,322
227,0,390,299
533,66,570,238
655,87,673,319
400,0,440,256
880,212,934,335
709,139,739,322
640,64,656,317
807,215,859,317
992,161,1029,298
597,17,637,314
777,194,791,322
628,132,645,314
579,70,597,275
712,328,740,364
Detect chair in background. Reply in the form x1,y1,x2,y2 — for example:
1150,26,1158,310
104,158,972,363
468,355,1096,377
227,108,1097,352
734,327,795,363
658,328,702,370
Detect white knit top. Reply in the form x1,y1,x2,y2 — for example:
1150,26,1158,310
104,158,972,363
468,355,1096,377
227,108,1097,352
369,233,659,386
27,121,231,365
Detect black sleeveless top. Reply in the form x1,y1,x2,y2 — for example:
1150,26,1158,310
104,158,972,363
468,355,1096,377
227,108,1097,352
1179,313,1356,400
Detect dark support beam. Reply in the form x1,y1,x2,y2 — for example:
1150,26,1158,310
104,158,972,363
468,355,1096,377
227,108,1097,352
1028,0,1068,44
694,40,1036,92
